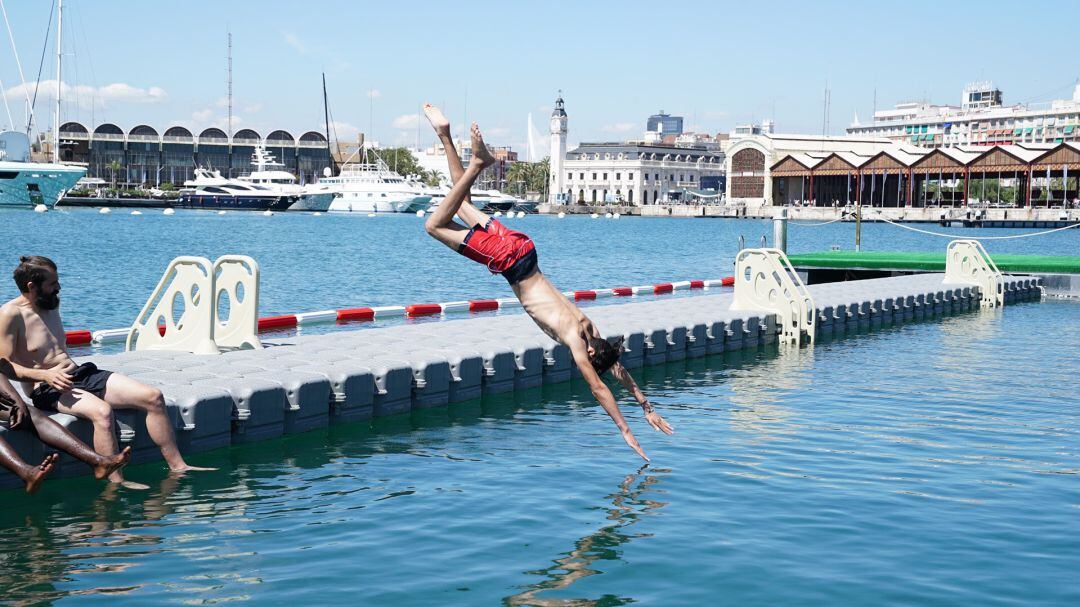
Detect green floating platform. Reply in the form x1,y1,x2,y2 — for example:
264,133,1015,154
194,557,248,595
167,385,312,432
786,251,1080,274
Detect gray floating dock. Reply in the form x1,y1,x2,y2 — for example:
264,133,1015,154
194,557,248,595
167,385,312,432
0,273,1042,489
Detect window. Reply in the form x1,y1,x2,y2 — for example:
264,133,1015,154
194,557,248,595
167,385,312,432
591,190,597,202
579,173,584,180
628,172,633,180
616,173,621,180
592,173,597,180
603,173,608,180
654,173,659,180
567,172,572,180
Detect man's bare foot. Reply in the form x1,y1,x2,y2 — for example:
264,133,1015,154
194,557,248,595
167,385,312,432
169,464,218,474
24,453,58,494
92,446,131,480
470,123,495,169
423,104,451,138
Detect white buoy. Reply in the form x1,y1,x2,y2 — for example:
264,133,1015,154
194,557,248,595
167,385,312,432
130,210,142,216
163,208,175,215
262,210,274,217
99,207,111,214
415,209,425,217
590,213,599,219
367,213,377,217
217,210,227,215
613,213,621,219
557,212,566,219
313,212,322,216
517,211,526,218
605,212,613,218
33,204,48,213
493,211,503,217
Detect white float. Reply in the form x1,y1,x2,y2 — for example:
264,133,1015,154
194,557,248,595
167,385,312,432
313,212,322,216
493,211,503,217
217,210,227,215
416,210,425,217
605,212,613,218
613,213,621,219
131,210,142,216
367,213,376,217
517,211,526,218
99,207,111,214
163,208,176,215
590,213,599,219
262,210,274,217
33,204,48,213
557,212,566,219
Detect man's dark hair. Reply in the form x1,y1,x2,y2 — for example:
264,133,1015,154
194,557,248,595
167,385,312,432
13,256,57,293
588,336,624,376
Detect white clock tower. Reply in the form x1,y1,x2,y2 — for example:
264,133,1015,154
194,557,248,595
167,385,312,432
549,92,568,204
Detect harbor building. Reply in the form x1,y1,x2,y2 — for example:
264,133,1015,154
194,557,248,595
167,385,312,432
725,131,1080,209
54,122,332,186
647,111,684,137
847,82,1080,149
564,141,725,205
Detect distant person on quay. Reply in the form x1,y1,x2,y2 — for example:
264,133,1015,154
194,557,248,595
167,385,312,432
420,105,673,461
0,256,216,489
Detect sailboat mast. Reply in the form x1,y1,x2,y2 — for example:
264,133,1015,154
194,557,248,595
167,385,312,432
322,72,336,175
53,0,62,163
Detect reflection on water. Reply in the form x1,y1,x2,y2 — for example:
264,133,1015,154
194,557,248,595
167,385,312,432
504,466,669,607
727,345,813,441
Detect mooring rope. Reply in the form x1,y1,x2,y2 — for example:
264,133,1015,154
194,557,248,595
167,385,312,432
876,216,1080,240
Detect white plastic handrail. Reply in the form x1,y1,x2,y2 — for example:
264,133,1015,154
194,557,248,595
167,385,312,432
126,256,219,355
731,248,816,346
945,240,1004,308
212,255,262,350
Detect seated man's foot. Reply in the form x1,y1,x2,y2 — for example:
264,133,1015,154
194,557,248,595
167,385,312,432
423,104,451,138
92,446,132,480
169,464,218,474
25,453,59,494
470,123,495,169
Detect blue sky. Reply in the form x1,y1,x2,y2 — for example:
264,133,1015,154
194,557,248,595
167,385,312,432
2,0,1077,154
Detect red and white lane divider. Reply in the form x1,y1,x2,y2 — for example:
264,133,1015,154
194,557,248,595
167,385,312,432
70,276,736,346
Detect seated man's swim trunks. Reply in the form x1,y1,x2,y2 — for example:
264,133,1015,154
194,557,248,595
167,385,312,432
458,219,539,285
30,362,113,411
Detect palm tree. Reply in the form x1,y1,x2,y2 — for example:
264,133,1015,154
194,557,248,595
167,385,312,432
107,160,123,189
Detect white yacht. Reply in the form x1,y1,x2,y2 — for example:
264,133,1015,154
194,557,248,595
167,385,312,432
178,168,295,211
238,146,333,211
312,157,431,213
0,131,85,208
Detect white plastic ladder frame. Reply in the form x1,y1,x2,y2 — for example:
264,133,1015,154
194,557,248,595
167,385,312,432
731,248,817,346
945,240,1003,308
126,256,219,355
213,255,262,350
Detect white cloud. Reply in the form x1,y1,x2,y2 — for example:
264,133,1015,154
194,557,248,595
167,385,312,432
602,122,636,133
282,31,307,54
329,121,361,139
192,109,213,123
3,80,167,105
391,114,419,129
366,89,381,99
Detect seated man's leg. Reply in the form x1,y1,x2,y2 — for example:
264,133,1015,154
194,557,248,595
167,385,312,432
0,433,57,493
23,405,130,479
101,373,215,472
52,390,129,484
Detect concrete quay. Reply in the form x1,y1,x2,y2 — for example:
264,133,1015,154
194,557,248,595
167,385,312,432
0,273,1043,490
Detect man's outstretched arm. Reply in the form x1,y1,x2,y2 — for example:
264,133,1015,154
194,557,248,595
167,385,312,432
610,362,674,435
571,350,650,462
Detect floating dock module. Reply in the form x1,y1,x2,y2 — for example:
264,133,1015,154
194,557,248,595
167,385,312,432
0,272,1042,490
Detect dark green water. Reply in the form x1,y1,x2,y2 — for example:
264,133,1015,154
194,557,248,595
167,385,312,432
1,300,1077,605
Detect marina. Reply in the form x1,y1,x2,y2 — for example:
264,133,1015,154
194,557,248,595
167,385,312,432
2,0,1079,604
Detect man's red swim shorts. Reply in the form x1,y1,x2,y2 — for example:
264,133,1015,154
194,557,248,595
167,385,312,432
458,219,539,284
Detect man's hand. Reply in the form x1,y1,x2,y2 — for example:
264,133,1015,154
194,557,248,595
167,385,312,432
9,399,30,430
38,361,75,392
621,426,649,462
645,411,674,435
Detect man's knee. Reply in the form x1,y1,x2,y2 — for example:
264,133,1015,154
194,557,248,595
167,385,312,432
86,401,114,429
